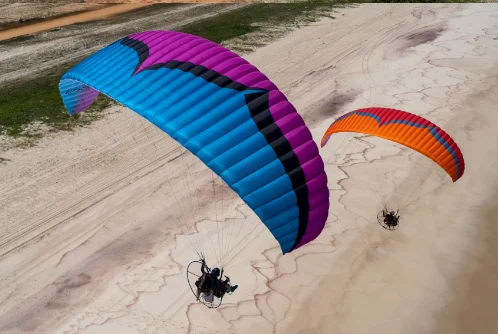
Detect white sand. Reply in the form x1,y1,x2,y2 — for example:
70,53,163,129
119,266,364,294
1,3,498,334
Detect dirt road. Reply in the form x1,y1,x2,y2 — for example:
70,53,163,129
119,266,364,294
0,4,151,42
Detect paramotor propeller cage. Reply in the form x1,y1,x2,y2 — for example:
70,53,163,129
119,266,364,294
186,260,224,309
377,209,400,231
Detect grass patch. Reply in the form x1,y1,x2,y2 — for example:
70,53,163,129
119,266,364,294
179,0,341,45
0,74,112,138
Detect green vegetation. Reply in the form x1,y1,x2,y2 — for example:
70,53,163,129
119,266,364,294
0,0,483,144
0,76,110,138
179,1,341,46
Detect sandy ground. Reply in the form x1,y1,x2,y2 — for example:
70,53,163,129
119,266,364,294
0,2,108,29
0,4,152,41
1,3,498,334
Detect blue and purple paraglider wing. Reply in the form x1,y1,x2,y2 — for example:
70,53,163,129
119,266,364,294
59,30,329,254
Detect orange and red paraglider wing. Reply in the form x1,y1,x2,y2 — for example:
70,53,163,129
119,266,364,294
321,107,465,182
